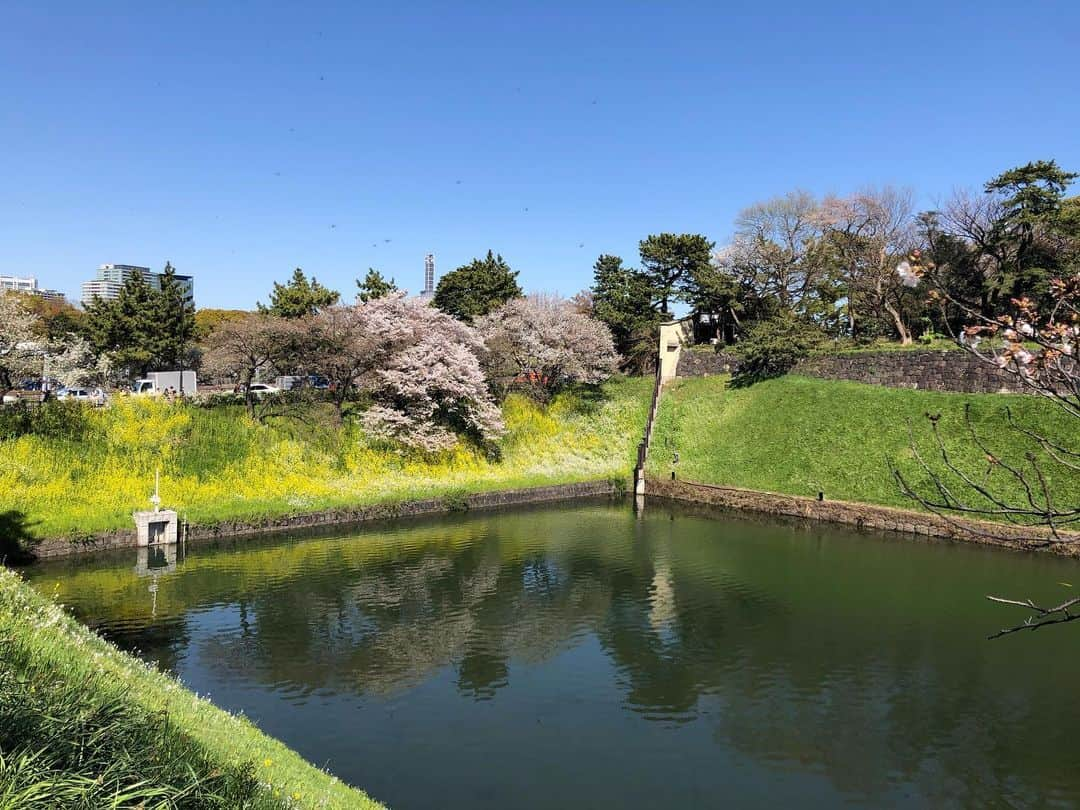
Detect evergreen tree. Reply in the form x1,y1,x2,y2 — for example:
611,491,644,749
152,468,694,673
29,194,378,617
85,271,157,378
259,268,340,318
432,250,522,322
590,254,660,371
638,233,715,314
152,262,196,369
356,268,399,302
84,263,196,379
983,160,1079,307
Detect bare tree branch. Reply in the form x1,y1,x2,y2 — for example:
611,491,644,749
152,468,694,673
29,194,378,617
986,595,1080,639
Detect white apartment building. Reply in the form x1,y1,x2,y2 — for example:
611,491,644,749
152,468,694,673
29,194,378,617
81,264,194,306
0,274,67,302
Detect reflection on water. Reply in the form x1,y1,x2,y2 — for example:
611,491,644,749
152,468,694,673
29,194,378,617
27,500,1080,809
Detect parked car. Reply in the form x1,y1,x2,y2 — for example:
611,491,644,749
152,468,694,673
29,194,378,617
247,383,280,397
56,387,107,405
20,377,60,392
273,375,304,390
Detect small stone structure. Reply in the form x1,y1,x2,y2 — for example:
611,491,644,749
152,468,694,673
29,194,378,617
676,348,1033,395
133,508,179,547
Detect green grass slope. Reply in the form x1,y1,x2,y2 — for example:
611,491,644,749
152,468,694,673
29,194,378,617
0,566,382,809
647,375,1080,515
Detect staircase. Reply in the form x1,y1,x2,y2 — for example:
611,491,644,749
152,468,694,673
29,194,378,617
633,367,663,494
634,316,692,495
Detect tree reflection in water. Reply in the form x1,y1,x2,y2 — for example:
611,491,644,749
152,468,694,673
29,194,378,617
28,501,1080,808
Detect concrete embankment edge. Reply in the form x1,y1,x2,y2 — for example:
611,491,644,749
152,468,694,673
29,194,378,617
29,480,623,559
646,477,1080,556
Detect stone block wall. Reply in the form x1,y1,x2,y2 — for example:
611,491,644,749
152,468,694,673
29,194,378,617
676,350,741,378
26,480,623,560
676,349,1028,395
646,477,1079,555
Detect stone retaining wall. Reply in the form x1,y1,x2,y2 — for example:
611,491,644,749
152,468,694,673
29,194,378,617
676,349,1028,394
646,477,1080,555
27,480,622,560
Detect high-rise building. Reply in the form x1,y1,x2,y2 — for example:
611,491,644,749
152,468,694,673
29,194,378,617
80,264,194,306
0,275,66,302
420,254,435,300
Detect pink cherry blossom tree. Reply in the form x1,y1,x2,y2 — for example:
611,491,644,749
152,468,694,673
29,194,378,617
476,294,620,401
347,294,504,451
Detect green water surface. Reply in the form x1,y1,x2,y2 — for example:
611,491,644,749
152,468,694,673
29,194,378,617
26,499,1080,809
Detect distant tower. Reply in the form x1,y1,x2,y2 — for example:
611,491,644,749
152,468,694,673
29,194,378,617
421,254,435,299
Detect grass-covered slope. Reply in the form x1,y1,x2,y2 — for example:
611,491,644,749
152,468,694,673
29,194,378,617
0,567,381,809
0,377,650,538
647,375,1080,514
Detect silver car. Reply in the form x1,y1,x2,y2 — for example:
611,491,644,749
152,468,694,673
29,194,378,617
56,387,107,406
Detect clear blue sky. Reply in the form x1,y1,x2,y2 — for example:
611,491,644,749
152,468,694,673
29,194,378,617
2,1,1078,309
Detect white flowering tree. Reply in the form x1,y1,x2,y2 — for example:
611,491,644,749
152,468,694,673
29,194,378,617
48,335,110,390
346,294,503,452
475,294,620,400
0,293,45,391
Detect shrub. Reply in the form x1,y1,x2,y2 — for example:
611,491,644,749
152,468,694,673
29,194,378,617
730,313,826,386
0,400,91,442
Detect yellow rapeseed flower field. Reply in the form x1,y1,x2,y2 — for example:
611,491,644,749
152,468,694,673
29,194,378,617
1,378,650,538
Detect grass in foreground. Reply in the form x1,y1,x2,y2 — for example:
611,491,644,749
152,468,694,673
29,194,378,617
0,377,651,539
0,566,381,809
647,374,1080,516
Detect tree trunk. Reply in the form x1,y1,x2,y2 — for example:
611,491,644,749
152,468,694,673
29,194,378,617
885,300,911,345
242,370,255,419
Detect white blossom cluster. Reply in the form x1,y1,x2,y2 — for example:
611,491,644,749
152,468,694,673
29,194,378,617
475,294,619,397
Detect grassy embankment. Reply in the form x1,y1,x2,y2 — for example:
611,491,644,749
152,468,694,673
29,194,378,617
0,377,651,539
0,566,380,809
647,374,1080,515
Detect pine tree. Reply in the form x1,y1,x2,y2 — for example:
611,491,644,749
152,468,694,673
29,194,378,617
153,262,196,370
356,268,399,302
86,271,156,377
259,268,340,318
638,233,715,314
590,254,660,371
432,250,522,322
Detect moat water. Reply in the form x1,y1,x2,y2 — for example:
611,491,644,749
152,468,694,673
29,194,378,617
27,499,1080,809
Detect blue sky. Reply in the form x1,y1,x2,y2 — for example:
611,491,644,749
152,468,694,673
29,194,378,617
2,1,1078,309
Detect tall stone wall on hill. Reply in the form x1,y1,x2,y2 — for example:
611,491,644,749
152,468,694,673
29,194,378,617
676,349,1029,395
